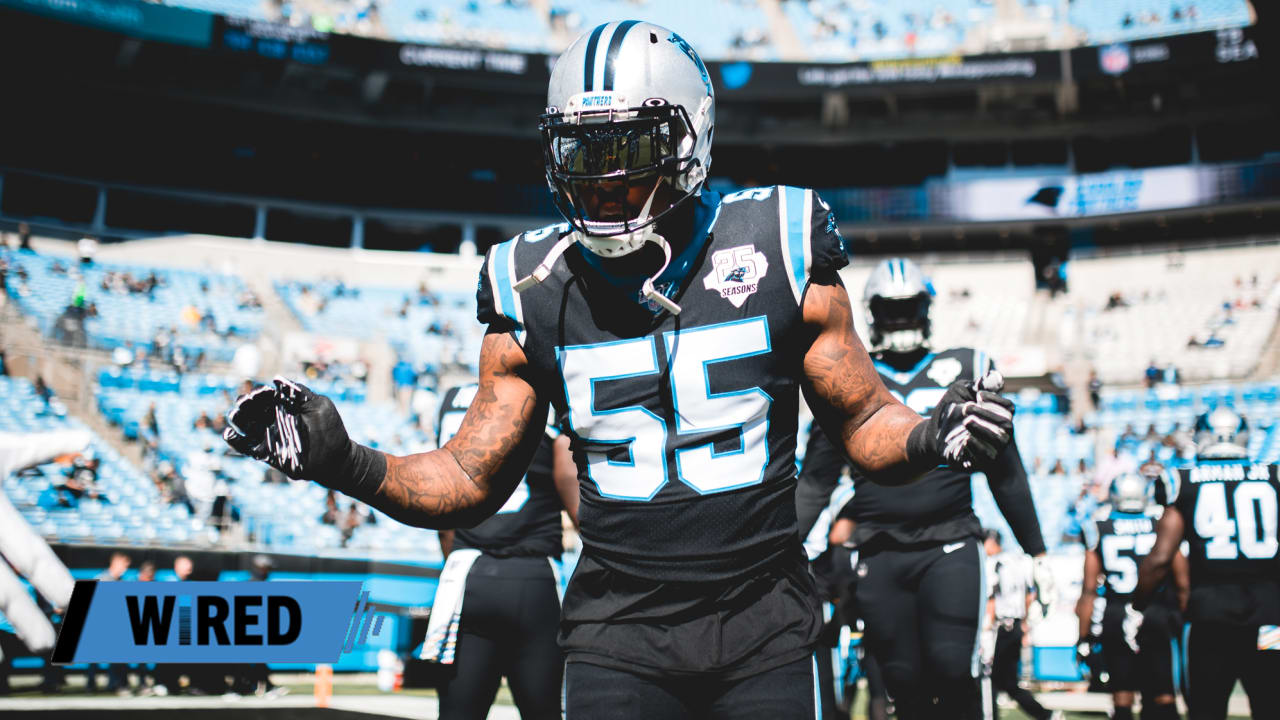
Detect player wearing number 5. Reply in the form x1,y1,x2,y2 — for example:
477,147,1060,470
1137,408,1280,720
1078,473,1187,720
221,22,1015,719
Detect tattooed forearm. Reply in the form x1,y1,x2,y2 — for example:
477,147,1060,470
368,331,542,529
802,282,925,478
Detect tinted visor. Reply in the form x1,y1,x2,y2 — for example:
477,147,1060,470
540,104,694,232
869,293,930,331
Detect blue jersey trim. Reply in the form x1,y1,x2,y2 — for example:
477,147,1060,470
785,187,807,294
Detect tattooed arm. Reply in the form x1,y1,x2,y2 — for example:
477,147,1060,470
801,278,929,483
373,330,546,529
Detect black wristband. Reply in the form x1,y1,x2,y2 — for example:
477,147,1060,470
327,441,387,503
905,420,940,468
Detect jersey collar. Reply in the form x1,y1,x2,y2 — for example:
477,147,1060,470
577,189,722,305
872,351,937,385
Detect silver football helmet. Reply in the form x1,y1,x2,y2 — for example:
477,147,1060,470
1194,407,1250,459
1108,473,1151,514
540,21,715,258
863,258,932,354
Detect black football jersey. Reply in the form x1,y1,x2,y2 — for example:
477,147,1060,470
1156,460,1280,625
831,348,1046,554
436,383,563,558
1083,505,1164,602
477,185,847,585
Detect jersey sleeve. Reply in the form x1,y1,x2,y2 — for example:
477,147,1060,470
1152,467,1183,506
475,238,525,342
776,187,849,306
808,190,849,278
1082,515,1100,552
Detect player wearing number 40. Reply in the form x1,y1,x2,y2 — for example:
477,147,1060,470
1136,407,1280,720
221,20,1016,720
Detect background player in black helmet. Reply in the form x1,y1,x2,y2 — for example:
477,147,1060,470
1138,407,1280,720
1078,473,1187,720
422,382,577,720
798,257,1046,719
222,22,1017,719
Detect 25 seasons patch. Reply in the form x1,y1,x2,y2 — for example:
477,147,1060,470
703,244,769,308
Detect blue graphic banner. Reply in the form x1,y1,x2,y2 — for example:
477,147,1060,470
52,581,367,663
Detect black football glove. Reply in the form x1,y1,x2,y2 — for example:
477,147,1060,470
910,370,1015,470
224,377,383,496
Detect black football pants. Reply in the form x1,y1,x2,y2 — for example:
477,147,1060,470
855,537,986,720
437,555,563,720
991,622,1050,720
1185,622,1280,720
565,654,819,719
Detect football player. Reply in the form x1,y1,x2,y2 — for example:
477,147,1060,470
223,23,1015,719
1078,473,1187,720
424,383,577,720
1137,407,1280,720
986,529,1060,720
798,258,1047,719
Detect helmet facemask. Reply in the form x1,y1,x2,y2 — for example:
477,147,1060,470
1194,407,1250,459
868,293,931,354
1109,474,1151,514
540,99,702,257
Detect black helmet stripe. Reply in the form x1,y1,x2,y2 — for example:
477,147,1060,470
582,23,608,91
603,20,641,91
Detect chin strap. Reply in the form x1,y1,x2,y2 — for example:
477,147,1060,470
640,233,681,315
513,227,682,316
513,234,576,293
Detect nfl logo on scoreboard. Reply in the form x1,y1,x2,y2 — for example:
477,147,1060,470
1099,43,1131,76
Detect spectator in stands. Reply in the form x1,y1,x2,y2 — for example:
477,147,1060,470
1161,364,1180,385
1144,360,1162,388
137,561,156,583
1117,424,1139,451
34,376,54,413
1142,424,1161,443
392,359,416,411
321,490,341,526
193,411,213,432
17,222,31,250
57,453,105,507
210,481,239,536
1088,369,1102,411
91,553,130,694
174,555,193,582
340,503,363,547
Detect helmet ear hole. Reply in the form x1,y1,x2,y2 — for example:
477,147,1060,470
650,32,658,43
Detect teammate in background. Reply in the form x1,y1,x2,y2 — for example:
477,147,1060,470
1137,408,1280,720
425,382,576,720
799,258,1046,719
223,23,1016,718
985,529,1060,720
1077,473,1186,720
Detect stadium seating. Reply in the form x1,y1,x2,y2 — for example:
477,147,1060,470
274,279,483,375
150,0,1255,63
1065,245,1280,385
1067,0,1254,46
379,0,553,51
92,369,443,561
551,0,779,60
0,375,205,547
1,249,263,364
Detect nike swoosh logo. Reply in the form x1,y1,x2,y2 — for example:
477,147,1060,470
942,542,966,554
